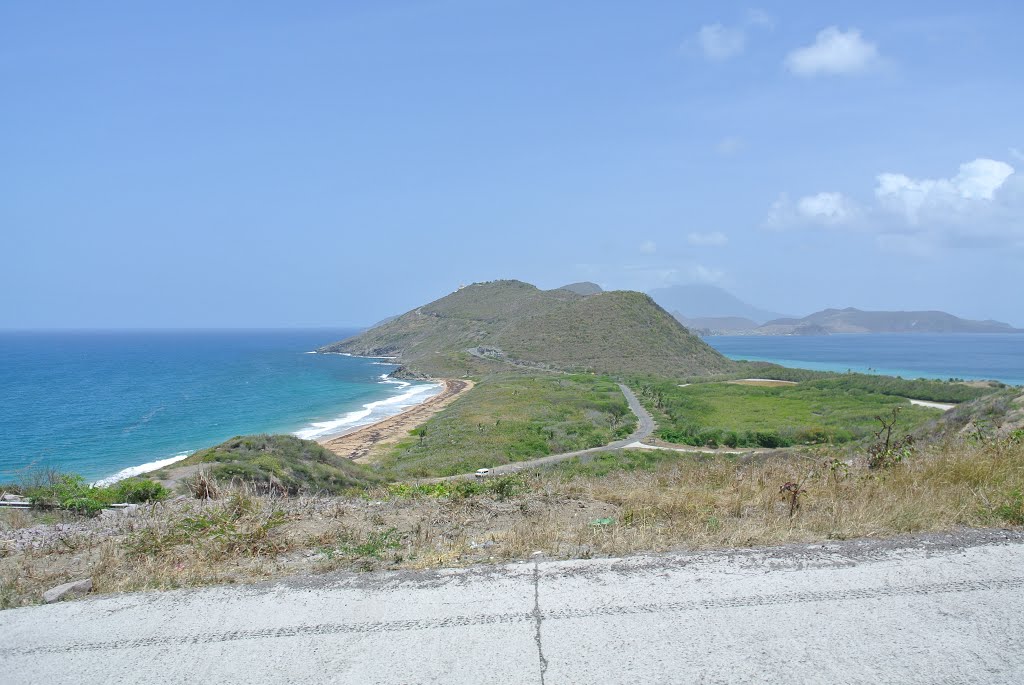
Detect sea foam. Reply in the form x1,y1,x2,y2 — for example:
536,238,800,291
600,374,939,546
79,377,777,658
92,451,192,487
292,378,442,441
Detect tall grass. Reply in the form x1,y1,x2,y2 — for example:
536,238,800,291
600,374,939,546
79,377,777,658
3,434,1021,609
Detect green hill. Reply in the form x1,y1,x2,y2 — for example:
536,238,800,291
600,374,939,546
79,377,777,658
319,280,734,378
161,434,381,494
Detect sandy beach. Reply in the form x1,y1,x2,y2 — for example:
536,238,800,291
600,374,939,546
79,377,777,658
319,379,474,461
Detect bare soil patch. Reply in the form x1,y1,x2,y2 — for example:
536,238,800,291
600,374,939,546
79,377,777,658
727,379,799,387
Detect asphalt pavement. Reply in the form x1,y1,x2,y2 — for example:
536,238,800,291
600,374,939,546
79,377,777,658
4,529,1023,684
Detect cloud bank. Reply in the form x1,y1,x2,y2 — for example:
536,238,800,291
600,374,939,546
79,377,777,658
766,157,1023,248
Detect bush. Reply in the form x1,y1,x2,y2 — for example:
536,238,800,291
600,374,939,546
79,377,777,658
754,431,788,448
23,473,168,516
108,478,170,504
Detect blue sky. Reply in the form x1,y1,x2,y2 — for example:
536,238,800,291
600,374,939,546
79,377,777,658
2,1,1022,328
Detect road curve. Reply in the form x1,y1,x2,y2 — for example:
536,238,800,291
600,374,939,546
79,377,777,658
4,530,1023,684
427,383,656,482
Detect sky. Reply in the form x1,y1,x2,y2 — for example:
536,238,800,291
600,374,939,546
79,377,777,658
2,1,1023,328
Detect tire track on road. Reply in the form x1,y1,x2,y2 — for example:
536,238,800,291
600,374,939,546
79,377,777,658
6,575,1022,658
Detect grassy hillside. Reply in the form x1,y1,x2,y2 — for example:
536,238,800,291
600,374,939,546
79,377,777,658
367,373,636,479
320,280,733,378
158,434,380,494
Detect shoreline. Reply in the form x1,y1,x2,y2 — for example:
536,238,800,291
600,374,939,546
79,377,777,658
93,370,447,486
319,379,474,461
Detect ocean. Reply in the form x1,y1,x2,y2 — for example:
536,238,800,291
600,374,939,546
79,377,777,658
705,333,1024,386
0,330,440,483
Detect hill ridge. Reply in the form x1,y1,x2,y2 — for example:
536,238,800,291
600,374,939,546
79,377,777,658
320,280,733,377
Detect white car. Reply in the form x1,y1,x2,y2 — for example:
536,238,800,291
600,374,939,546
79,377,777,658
474,468,491,478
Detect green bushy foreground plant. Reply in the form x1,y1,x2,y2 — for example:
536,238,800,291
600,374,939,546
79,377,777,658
386,474,528,501
6,473,170,515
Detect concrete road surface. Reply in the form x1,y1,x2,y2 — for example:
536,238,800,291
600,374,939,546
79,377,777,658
4,530,1024,684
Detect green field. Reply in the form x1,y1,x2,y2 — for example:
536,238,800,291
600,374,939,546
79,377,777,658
679,364,1001,404
636,380,942,448
369,373,635,479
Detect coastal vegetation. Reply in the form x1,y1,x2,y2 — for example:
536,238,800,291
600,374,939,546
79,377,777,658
366,373,635,479
1,473,169,516
3,281,1021,609
153,434,380,495
634,379,943,448
318,280,734,378
683,363,1000,403
4,428,1022,609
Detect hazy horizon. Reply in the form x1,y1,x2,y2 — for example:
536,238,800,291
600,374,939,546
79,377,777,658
3,2,1022,329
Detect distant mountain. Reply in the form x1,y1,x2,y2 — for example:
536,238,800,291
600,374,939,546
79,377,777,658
319,280,734,378
556,281,603,296
758,308,1022,335
676,316,761,335
647,284,786,324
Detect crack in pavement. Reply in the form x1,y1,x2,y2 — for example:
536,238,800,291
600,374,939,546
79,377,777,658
5,575,1023,658
532,560,548,685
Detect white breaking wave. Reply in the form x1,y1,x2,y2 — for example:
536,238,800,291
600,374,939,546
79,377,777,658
93,451,193,487
92,374,438,486
292,380,442,441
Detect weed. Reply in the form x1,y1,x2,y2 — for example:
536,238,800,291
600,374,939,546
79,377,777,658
867,407,915,469
994,491,1024,525
779,482,807,517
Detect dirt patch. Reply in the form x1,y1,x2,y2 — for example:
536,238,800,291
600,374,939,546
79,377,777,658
727,379,799,387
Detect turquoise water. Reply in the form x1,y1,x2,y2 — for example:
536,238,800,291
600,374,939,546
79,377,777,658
705,333,1024,386
0,330,439,483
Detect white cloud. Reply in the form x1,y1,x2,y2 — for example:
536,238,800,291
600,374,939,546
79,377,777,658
875,158,1015,224
785,27,879,76
697,24,746,60
639,240,657,254
616,263,726,291
716,136,743,155
797,192,855,224
694,11,774,61
766,157,1023,249
766,192,857,228
687,231,729,246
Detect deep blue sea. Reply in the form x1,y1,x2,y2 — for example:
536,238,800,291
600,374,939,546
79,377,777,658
0,330,440,483
705,333,1024,386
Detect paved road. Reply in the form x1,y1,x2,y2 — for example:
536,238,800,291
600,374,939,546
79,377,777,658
429,383,656,482
4,530,1024,683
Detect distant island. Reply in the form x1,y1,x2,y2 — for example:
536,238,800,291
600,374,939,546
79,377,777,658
683,307,1022,336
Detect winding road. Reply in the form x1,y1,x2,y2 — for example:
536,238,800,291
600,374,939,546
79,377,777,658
427,383,657,482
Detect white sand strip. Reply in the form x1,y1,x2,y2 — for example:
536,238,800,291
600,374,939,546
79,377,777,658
908,399,956,411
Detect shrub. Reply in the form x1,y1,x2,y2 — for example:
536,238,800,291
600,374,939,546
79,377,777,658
109,478,170,504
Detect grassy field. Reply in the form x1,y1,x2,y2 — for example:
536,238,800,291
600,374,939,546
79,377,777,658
366,373,636,479
635,379,942,447
681,363,1004,403
5,431,1022,608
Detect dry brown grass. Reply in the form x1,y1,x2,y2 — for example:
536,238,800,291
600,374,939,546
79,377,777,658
2,436,1021,608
